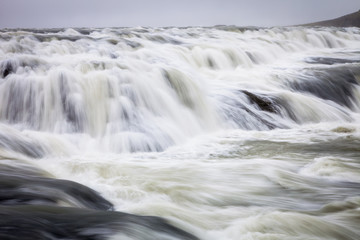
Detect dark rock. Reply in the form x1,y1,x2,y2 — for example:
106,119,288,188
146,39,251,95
0,161,198,239
1,61,15,78
0,205,199,240
0,160,113,211
242,90,278,113
0,174,114,211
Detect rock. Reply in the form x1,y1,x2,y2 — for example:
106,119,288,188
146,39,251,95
332,126,356,133
242,90,278,113
0,166,113,211
1,61,14,78
0,205,199,240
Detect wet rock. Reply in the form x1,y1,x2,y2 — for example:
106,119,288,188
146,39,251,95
242,90,278,113
0,160,197,240
0,174,113,211
1,61,15,78
0,205,199,240
0,159,112,211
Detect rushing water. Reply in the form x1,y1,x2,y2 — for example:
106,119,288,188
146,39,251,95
0,26,360,240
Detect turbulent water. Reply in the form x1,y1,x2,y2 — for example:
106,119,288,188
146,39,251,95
0,26,360,240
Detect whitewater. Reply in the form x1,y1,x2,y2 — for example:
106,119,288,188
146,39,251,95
0,26,360,240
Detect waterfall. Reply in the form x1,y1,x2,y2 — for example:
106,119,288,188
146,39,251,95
0,27,359,154
1,26,360,240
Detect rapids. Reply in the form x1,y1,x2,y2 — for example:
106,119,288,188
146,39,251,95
0,26,360,239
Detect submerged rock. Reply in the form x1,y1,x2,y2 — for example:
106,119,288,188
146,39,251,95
305,57,360,65
0,133,46,158
288,68,359,108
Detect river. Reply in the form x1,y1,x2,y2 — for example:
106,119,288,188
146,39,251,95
0,26,360,240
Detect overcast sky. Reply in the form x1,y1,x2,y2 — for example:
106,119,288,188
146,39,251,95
0,0,359,28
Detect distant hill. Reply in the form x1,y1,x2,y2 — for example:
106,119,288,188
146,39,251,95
303,10,360,27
